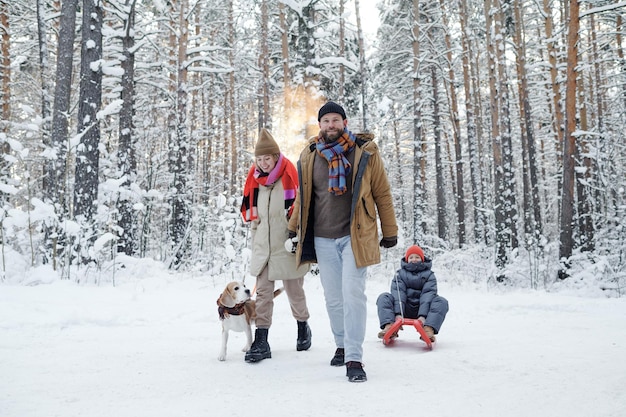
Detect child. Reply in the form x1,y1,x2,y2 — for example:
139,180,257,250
376,245,449,342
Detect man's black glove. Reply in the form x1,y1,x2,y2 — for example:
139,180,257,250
379,236,398,248
288,230,297,239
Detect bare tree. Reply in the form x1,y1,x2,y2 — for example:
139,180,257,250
227,0,237,193
513,0,543,247
36,0,52,149
47,0,77,215
168,0,191,268
278,2,291,112
432,64,447,241
338,0,345,101
412,0,425,243
116,0,137,255
440,0,465,247
259,0,270,130
617,14,626,109
354,0,368,131
73,0,103,235
0,0,9,136
458,0,485,244
559,0,580,278
0,0,11,252
544,0,565,152
484,0,508,271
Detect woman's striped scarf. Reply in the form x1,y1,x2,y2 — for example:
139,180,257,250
241,153,298,222
316,129,356,196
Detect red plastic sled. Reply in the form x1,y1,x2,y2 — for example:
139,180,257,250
382,317,433,349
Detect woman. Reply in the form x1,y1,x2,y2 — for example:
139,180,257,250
240,128,312,363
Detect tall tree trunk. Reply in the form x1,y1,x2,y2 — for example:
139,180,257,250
576,76,593,253
513,0,543,246
0,1,10,136
338,0,345,101
617,15,626,110
391,105,406,225
432,65,447,241
117,0,137,255
45,0,77,268
227,0,237,194
73,0,103,230
559,0,580,278
259,0,270,130
354,0,368,131
300,4,318,138
412,0,424,243
37,0,52,150
544,0,565,153
484,0,508,272
459,0,484,244
440,0,465,247
279,2,291,112
0,0,10,245
494,0,518,253
169,0,190,269
576,12,598,252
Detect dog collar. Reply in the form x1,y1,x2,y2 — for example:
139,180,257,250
217,300,246,320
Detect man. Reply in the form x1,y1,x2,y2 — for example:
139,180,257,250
287,101,398,382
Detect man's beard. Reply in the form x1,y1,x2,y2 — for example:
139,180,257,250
321,128,343,143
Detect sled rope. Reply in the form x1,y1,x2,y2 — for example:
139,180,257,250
394,271,405,319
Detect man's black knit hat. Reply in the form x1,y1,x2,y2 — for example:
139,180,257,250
318,101,347,121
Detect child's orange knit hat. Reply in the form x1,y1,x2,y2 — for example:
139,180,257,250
405,245,425,262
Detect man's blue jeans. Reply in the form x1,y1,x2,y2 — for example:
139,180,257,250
314,235,368,363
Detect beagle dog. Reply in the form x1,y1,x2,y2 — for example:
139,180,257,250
216,281,283,361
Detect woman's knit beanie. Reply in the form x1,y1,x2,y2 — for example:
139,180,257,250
405,245,425,262
255,128,281,156
318,101,347,121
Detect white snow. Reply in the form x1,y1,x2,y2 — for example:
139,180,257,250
1,259,625,417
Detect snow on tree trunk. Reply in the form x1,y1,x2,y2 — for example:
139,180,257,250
73,0,103,249
559,0,580,278
117,0,137,256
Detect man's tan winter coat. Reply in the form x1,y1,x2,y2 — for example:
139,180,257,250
288,134,398,268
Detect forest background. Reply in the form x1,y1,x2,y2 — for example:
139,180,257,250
0,0,625,294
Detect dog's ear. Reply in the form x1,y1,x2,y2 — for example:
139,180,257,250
219,285,235,307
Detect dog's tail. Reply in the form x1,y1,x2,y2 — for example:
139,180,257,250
273,287,284,298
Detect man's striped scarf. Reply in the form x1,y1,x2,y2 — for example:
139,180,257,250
316,129,356,196
241,154,298,222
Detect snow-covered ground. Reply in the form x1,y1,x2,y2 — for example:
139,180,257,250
1,257,625,417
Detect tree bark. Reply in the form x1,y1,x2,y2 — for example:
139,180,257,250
258,0,270,130
354,0,368,131
117,0,137,255
279,2,291,112
459,0,485,244
412,0,424,243
559,0,580,278
73,0,103,228
513,0,543,246
431,64,447,241
484,0,508,271
440,0,465,247
1,1,10,135
167,0,191,268
37,0,52,150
